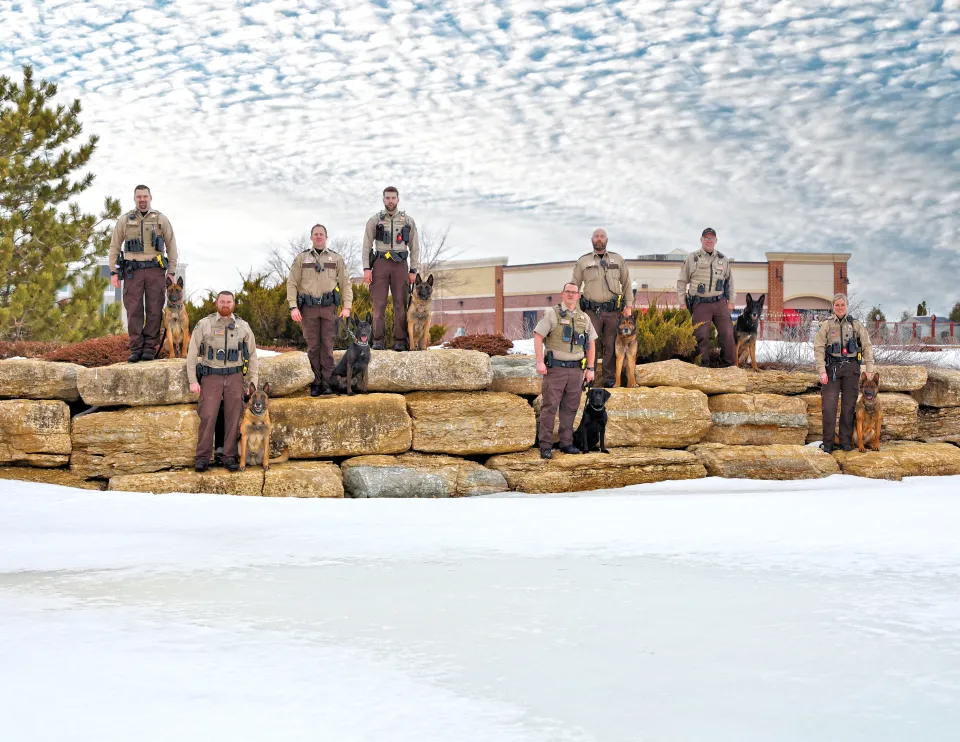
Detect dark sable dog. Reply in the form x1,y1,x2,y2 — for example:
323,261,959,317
161,275,190,358
572,387,611,454
854,371,882,452
613,311,638,388
331,313,372,395
734,292,765,372
238,382,289,471
407,273,434,351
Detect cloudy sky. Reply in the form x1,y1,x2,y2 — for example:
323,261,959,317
2,0,958,314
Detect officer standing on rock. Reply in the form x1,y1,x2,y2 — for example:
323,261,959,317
187,290,259,472
362,186,420,351
676,227,736,368
108,184,179,363
813,293,875,453
572,228,632,388
534,282,598,460
289,224,353,396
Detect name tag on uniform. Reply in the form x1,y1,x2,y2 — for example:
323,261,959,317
324,262,336,270
214,328,225,336
303,261,316,268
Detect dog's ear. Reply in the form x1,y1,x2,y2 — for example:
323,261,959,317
859,372,867,385
248,382,257,395
746,293,753,302
176,275,184,288
165,274,174,287
365,312,372,325
415,273,422,285
757,294,765,305
426,274,434,287
872,371,880,385
262,382,271,397
601,389,611,403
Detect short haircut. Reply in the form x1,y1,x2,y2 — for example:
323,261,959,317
383,186,399,197
216,290,235,301
833,293,848,303
311,224,327,236
563,282,579,292
134,184,151,194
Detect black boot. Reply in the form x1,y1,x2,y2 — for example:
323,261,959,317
371,341,385,351
194,459,209,472
309,383,322,397
558,444,582,455
320,379,334,395
128,350,142,363
223,456,240,472
539,448,553,460
820,443,833,454
140,346,157,361
601,379,615,389
392,341,407,352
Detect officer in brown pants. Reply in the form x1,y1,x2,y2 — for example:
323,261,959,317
108,185,179,363
362,186,420,351
676,227,736,367
288,224,353,396
572,229,632,387
535,282,598,459
813,293,875,452
186,291,259,472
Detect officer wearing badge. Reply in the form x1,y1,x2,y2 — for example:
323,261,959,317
676,227,736,368
288,224,353,396
186,290,259,472
362,186,420,351
108,184,178,363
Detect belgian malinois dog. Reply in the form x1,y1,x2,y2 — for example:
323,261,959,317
613,311,638,388
161,275,190,358
331,313,372,395
407,273,434,351
734,293,764,372
854,371,883,452
238,382,289,471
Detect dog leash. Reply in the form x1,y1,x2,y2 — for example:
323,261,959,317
335,317,357,344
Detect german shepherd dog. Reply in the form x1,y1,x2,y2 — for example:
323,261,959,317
238,382,289,471
854,371,883,452
734,293,765,372
613,311,639,388
161,275,190,358
331,313,372,395
573,387,612,453
407,273,434,351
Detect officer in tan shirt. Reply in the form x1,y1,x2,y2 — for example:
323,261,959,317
108,185,179,363
288,224,353,396
186,291,259,472
676,227,736,367
571,229,631,388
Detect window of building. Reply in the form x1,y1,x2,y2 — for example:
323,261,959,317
522,311,538,336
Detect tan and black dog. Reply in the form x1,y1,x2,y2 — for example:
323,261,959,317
613,311,638,388
161,275,190,358
734,293,764,372
238,382,289,471
854,371,883,452
407,273,434,351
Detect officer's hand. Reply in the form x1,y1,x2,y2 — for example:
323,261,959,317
363,269,372,285
110,274,120,289
290,308,302,323
339,308,350,319
189,382,201,395
585,369,595,383
819,372,829,385
536,360,547,376
408,271,416,285
623,305,632,317
728,302,736,311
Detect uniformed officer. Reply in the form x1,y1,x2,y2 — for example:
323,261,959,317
362,186,420,351
534,282,598,459
813,293,875,452
186,290,259,472
108,185,179,363
289,224,353,396
676,227,736,367
571,229,632,388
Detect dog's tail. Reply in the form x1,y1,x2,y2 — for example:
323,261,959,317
268,446,290,465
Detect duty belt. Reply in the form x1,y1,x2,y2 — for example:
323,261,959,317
297,291,338,308
373,249,408,263
547,358,585,369
689,295,724,305
198,365,243,377
580,296,622,314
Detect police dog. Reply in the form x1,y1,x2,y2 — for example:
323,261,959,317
238,382,289,471
161,275,190,358
407,273,434,351
331,313,372,395
854,371,883,452
613,311,638,387
573,387,611,453
734,293,765,372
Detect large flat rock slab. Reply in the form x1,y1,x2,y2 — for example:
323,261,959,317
535,386,712,448
875,365,927,392
341,453,508,497
832,442,960,481
269,394,411,458
258,352,314,397
918,407,960,439
703,394,807,445
109,468,265,496
405,392,535,455
330,349,493,392
262,461,344,497
0,359,84,401
77,359,197,407
488,355,541,396
486,447,706,493
70,405,198,479
0,466,106,490
691,443,839,480
632,359,818,395
912,368,960,408
0,400,71,467
800,392,919,443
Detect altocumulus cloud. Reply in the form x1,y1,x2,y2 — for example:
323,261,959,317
1,0,957,312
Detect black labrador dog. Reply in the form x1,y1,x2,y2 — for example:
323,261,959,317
573,387,611,453
331,313,372,395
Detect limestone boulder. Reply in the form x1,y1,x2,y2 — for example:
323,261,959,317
257,352,314,397
632,359,818,395
800,393,919,443
109,468,264,496
832,442,960,481
534,386,712,448
263,461,344,497
486,447,706,494
70,405,198,479
0,400,71,467
329,349,493,392
405,392,535,455
0,359,84,401
488,355,541,396
691,443,839,480
341,453,508,498
875,365,927,392
0,466,106,491
703,394,807,445
918,407,960,439
269,394,411,458
912,368,960,408
77,359,196,407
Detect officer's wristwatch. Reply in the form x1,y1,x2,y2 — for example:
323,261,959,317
586,366,595,371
